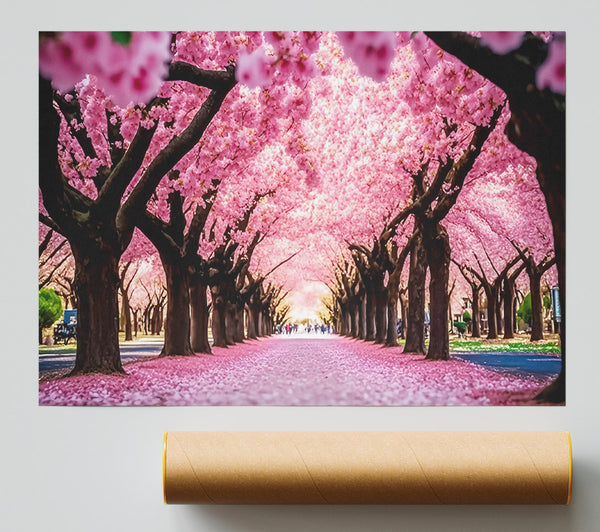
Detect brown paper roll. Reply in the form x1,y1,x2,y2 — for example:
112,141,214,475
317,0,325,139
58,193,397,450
163,431,572,505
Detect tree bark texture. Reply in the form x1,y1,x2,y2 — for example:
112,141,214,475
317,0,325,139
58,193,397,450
350,302,359,338
485,286,498,340
374,290,387,344
503,277,516,339
471,286,481,338
399,289,407,339
358,295,367,340
161,260,195,357
71,248,124,375
190,282,212,354
424,223,450,361
404,233,427,355
224,302,236,345
365,289,376,341
247,302,260,340
210,285,228,348
233,304,245,343
385,295,399,347
121,290,133,341
529,271,544,341
495,289,504,336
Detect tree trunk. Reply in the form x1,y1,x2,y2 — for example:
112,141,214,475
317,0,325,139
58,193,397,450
224,302,237,345
530,271,544,341
151,305,160,335
258,311,265,337
495,287,503,336
424,224,450,361
358,293,366,339
503,277,516,339
190,282,212,354
121,290,133,341
262,312,271,336
341,308,351,336
247,303,257,340
146,306,153,335
143,307,150,335
471,286,481,338
374,289,387,344
233,303,245,343
399,289,407,339
404,233,427,355
71,248,123,375
249,301,261,339
210,285,228,347
119,297,126,332
484,286,498,340
157,300,164,334
224,303,233,344
349,302,358,337
160,260,195,357
385,288,399,347
262,312,269,336
365,288,376,341
132,309,138,337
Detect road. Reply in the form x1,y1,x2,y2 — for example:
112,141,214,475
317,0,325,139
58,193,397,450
39,338,164,377
452,352,561,378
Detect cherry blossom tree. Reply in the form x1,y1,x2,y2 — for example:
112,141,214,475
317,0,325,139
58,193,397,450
39,31,318,372
40,33,239,373
423,31,565,401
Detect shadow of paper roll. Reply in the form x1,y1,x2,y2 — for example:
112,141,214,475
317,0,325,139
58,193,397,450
163,431,571,505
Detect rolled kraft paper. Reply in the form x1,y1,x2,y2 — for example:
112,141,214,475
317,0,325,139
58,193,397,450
163,431,572,505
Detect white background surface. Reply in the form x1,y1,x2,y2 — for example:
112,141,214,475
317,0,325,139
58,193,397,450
2,1,599,530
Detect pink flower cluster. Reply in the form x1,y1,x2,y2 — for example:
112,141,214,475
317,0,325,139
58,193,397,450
234,32,322,90
235,46,271,89
479,32,525,54
39,32,172,107
536,38,566,94
337,31,397,82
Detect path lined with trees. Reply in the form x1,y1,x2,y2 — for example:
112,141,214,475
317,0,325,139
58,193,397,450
39,31,565,406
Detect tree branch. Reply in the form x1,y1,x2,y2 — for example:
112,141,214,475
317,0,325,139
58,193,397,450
432,102,505,222
39,213,65,236
39,228,54,257
117,73,236,237
167,61,237,90
54,91,99,161
39,254,70,289
95,106,160,215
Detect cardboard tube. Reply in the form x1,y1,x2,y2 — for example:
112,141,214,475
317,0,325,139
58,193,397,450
163,431,571,505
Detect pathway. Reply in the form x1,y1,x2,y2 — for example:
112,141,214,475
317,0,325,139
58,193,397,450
39,334,558,406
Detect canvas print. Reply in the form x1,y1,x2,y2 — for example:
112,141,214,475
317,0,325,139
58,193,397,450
38,31,565,406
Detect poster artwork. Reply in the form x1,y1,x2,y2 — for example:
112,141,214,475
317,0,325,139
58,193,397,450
38,31,565,406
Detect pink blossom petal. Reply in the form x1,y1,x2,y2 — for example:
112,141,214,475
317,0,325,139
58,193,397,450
480,32,525,54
